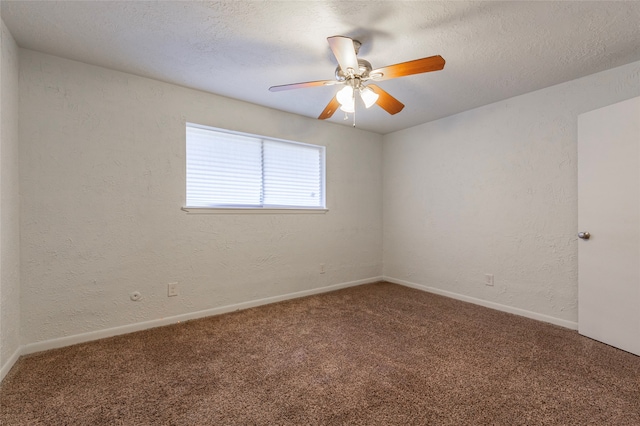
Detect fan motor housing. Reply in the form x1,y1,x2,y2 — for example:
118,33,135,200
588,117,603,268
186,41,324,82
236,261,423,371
335,59,373,81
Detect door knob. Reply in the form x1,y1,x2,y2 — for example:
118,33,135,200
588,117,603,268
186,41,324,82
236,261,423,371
578,232,591,240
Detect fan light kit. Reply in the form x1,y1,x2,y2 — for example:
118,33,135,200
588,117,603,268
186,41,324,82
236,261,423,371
269,36,445,127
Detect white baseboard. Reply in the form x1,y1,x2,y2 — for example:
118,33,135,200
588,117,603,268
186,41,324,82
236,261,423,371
4,275,575,384
21,276,383,357
0,346,22,382
384,276,578,330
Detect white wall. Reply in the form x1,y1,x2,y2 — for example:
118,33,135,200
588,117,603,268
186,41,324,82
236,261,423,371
11,41,640,359
19,49,383,348
383,60,640,326
0,19,21,379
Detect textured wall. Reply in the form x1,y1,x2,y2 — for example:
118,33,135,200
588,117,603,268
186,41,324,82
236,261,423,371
383,61,640,324
19,50,383,345
1,20,21,376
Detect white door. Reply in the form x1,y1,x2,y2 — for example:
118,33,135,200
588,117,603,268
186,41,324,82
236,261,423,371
577,96,640,356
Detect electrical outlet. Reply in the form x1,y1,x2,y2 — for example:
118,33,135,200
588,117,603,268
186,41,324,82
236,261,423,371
167,282,179,297
320,263,326,274
484,274,494,286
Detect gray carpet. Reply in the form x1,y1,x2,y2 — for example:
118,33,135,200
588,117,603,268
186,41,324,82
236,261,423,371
1,282,639,425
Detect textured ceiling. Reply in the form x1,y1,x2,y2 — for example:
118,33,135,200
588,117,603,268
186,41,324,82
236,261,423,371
3,1,640,134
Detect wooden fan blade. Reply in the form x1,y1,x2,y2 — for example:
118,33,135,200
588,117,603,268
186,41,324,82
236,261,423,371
367,84,405,115
269,80,338,92
318,96,340,120
327,36,359,75
370,55,445,81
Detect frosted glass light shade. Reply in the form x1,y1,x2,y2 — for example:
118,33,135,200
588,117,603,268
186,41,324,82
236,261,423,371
337,85,355,113
339,101,355,113
360,86,379,108
336,86,354,106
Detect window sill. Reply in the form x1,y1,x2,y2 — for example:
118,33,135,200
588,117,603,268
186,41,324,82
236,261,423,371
181,207,329,215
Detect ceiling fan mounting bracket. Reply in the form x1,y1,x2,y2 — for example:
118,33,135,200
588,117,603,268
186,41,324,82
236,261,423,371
352,39,362,55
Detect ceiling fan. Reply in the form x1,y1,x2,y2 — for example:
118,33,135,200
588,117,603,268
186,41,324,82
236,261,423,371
269,36,445,123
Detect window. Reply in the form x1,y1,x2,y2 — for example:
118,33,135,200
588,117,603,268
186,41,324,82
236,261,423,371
186,124,326,210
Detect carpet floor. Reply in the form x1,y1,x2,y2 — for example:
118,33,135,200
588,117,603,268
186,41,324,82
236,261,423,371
1,282,639,425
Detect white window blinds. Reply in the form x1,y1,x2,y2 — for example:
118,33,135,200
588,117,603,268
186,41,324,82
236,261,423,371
186,124,325,209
